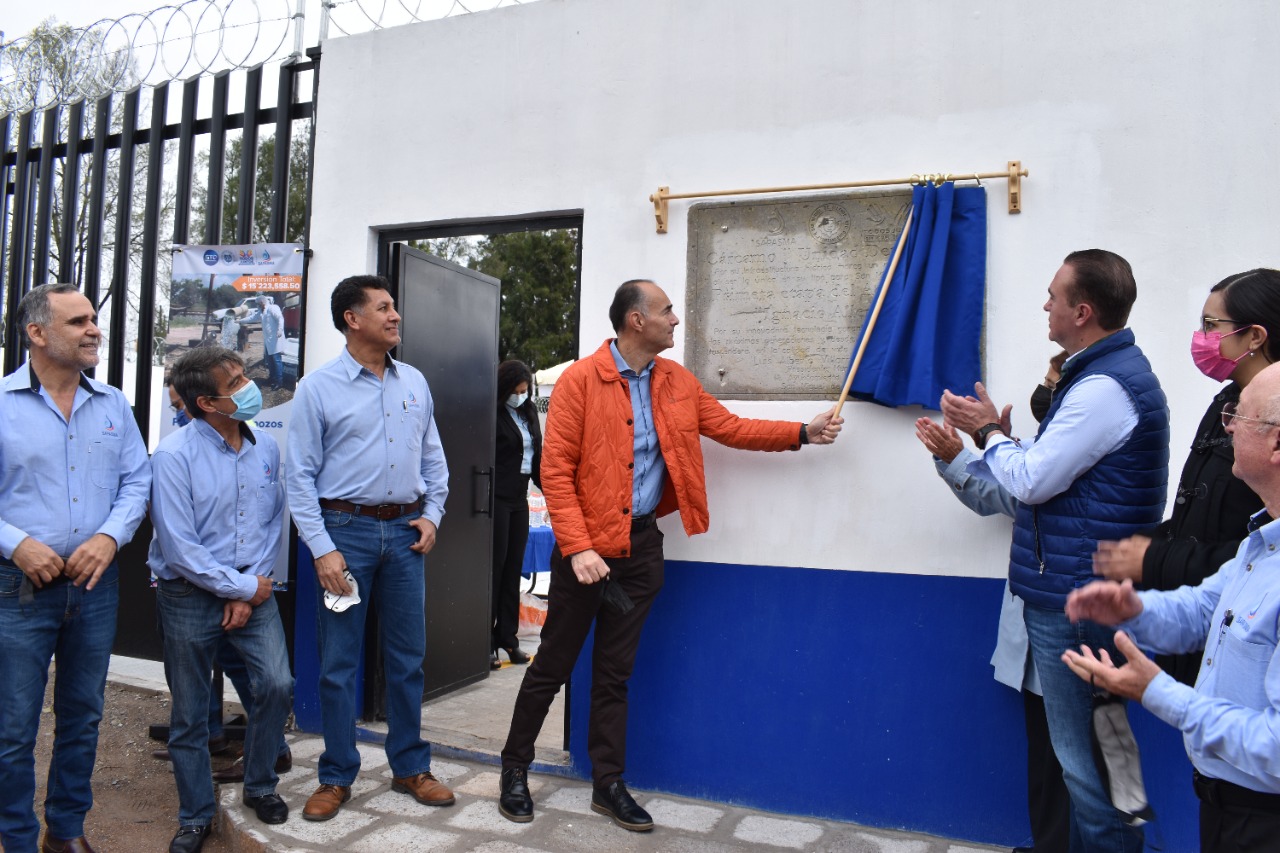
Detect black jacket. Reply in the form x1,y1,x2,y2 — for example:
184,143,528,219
495,405,541,503
1142,383,1265,685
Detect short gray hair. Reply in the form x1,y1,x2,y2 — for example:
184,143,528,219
17,283,81,346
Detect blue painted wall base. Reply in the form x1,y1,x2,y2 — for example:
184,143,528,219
568,561,1198,849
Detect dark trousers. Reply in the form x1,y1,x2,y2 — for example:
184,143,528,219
501,522,664,788
1024,690,1070,853
491,499,531,652
1196,773,1280,852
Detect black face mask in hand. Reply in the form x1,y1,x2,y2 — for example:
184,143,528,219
1030,384,1053,424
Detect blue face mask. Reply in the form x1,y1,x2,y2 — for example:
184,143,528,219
175,409,191,428
506,392,529,409
210,380,263,421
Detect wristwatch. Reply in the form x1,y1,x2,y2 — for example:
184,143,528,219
973,422,1004,450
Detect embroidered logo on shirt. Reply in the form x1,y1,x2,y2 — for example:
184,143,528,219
101,416,118,436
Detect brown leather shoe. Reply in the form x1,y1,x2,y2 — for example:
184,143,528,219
302,783,351,821
392,772,456,806
41,835,96,853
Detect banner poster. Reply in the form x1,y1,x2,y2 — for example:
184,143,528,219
162,243,305,584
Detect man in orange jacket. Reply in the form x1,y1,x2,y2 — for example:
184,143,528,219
498,279,843,830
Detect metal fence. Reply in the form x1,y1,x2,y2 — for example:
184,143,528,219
0,57,317,441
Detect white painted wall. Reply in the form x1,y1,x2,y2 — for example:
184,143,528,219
306,0,1280,579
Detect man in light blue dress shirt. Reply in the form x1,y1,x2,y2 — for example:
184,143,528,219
0,284,150,853
286,275,452,821
1065,361,1280,853
149,347,294,851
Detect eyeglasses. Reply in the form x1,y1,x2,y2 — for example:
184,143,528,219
1202,316,1243,334
1221,401,1280,430
168,402,184,413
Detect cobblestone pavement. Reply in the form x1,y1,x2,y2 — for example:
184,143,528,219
109,658,1009,853
217,735,1006,853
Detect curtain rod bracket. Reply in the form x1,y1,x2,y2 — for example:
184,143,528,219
650,186,670,234
1007,160,1023,213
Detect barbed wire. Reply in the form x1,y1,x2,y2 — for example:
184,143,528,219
0,0,530,114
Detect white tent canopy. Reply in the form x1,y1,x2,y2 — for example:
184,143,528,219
534,360,573,388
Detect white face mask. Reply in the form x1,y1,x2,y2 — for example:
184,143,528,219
506,392,528,409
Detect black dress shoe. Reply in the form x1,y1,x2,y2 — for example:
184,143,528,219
244,792,289,824
490,650,501,670
505,646,531,665
591,780,653,831
168,824,210,853
498,766,534,822
213,748,293,782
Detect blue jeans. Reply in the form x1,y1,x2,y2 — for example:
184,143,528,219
0,562,118,852
316,509,432,783
213,641,291,757
1023,603,1144,853
158,578,292,828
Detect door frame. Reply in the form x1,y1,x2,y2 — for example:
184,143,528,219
368,211,583,733
376,209,584,365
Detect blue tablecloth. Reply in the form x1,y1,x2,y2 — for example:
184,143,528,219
521,525,556,577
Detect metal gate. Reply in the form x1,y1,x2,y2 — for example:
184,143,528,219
0,53,320,659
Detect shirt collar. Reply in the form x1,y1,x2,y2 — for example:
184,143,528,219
609,340,653,378
1248,508,1276,535
339,346,399,380
192,417,258,450
3,362,97,395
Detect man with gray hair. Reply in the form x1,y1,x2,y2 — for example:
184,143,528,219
1064,360,1280,852
0,283,150,853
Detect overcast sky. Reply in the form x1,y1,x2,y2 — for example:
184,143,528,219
3,0,159,42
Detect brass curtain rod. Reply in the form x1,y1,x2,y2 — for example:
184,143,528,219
648,160,1027,233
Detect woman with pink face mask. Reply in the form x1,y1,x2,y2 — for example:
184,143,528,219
1093,268,1280,685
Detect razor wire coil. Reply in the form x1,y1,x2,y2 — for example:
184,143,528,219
1,0,530,113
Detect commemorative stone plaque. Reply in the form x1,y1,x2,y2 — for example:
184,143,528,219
685,190,912,399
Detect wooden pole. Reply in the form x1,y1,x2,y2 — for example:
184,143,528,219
833,207,914,419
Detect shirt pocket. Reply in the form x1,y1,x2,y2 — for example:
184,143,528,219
257,480,284,526
402,409,427,456
1214,628,1274,710
88,439,122,491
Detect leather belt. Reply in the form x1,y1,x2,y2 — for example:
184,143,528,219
319,498,422,520
630,512,657,529
1194,770,1280,812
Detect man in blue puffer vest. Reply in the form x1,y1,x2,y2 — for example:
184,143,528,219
942,249,1169,853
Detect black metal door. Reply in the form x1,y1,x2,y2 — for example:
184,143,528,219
393,244,499,700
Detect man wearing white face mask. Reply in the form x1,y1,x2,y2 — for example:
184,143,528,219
149,347,293,852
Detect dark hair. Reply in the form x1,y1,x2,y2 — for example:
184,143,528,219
1211,268,1280,362
608,279,652,332
331,275,392,332
171,346,244,420
497,359,541,443
18,283,81,346
1062,249,1136,331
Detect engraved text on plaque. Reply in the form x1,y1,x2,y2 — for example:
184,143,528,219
685,190,912,399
